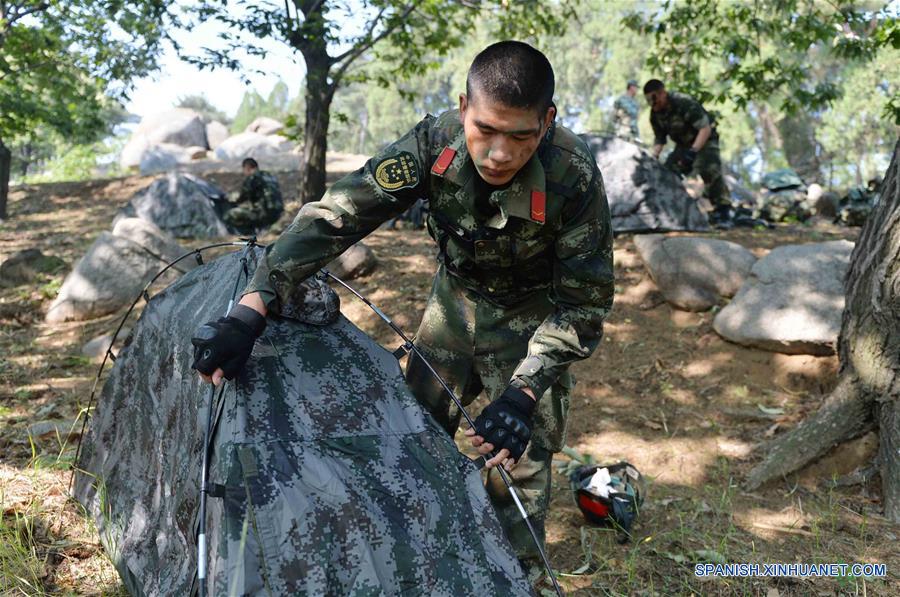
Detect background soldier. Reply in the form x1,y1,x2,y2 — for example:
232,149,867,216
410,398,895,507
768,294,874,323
643,79,733,228
612,79,640,142
190,41,614,579
221,157,285,234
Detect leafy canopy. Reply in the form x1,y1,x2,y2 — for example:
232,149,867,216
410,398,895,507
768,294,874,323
0,1,171,144
622,0,900,122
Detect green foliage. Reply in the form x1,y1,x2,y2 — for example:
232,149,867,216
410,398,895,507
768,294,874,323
0,1,171,144
622,0,899,122
176,94,230,124
230,81,300,133
21,138,124,184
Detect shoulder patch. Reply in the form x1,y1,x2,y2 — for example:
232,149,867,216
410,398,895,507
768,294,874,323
431,147,456,176
374,152,419,191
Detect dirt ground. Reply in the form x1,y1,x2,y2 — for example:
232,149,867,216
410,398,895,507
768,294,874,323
1,173,897,596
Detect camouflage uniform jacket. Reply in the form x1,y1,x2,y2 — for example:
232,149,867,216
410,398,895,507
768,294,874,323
234,170,284,217
245,109,614,398
613,94,640,138
650,92,717,148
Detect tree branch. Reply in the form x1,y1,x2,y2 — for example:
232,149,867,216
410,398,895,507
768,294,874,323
330,1,419,86
8,2,49,25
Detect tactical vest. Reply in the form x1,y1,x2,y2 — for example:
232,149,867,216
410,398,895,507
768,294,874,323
423,115,595,306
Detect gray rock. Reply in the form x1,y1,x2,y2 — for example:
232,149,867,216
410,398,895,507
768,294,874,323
205,121,230,150
581,134,709,233
82,328,131,361
0,249,65,286
327,242,378,280
28,419,79,441
713,240,854,355
115,172,230,238
635,235,756,311
213,132,294,161
138,143,192,175
111,218,195,273
244,116,284,136
120,109,209,168
45,233,175,323
814,191,841,219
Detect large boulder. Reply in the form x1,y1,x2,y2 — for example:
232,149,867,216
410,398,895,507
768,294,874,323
205,121,230,150
74,249,529,596
45,233,174,322
244,116,284,136
634,235,756,311
120,109,208,168
137,143,191,175
111,218,196,273
327,242,378,280
581,134,709,233
213,132,294,161
713,240,854,355
115,173,230,238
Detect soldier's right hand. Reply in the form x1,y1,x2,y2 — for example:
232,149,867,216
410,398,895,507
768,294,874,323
191,304,267,385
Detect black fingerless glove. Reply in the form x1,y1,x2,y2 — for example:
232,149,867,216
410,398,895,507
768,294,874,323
473,386,536,462
191,304,266,380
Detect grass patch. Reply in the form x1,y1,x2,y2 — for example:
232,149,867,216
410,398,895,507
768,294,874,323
0,510,48,595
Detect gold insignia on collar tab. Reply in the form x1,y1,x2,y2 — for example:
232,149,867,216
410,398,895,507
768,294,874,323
374,151,419,191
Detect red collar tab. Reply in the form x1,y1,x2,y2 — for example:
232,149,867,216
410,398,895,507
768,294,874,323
431,147,457,176
530,190,546,224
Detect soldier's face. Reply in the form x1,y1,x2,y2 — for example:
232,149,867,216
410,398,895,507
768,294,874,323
645,89,668,112
459,90,554,186
243,165,255,176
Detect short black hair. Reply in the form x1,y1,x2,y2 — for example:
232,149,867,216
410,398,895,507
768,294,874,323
466,41,554,114
242,157,258,169
643,79,665,94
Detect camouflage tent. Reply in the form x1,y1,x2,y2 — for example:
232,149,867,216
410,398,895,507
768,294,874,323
74,249,531,596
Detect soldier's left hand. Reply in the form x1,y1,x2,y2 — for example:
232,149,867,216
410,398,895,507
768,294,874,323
678,148,697,174
466,386,536,469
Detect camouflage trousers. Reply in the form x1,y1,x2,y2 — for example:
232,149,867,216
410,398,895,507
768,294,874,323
614,123,639,144
405,265,573,561
222,204,281,235
666,141,730,207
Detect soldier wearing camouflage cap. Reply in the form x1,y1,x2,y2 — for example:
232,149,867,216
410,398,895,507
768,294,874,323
643,79,733,228
612,79,640,142
191,40,614,576
222,158,285,234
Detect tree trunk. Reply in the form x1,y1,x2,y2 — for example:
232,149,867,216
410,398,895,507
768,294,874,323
747,139,900,522
299,75,334,205
0,138,10,220
295,8,335,207
777,113,822,184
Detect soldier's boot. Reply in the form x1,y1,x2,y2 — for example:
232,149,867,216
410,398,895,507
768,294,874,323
708,204,734,230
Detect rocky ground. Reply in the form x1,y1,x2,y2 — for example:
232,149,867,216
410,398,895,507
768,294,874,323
1,173,897,596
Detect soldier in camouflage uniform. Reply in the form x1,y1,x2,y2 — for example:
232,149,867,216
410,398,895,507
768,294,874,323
643,79,733,228
192,41,614,574
612,79,640,142
222,158,285,234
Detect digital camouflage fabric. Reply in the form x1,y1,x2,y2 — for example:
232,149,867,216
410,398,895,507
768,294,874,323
74,248,531,596
612,94,639,142
240,110,615,559
223,170,285,234
649,92,730,208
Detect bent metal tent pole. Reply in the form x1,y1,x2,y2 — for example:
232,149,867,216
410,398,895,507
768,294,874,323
198,238,257,596
71,241,563,596
69,240,260,494
323,269,566,597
